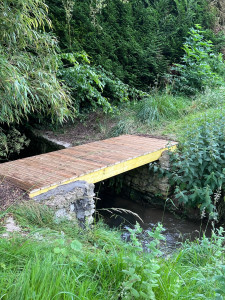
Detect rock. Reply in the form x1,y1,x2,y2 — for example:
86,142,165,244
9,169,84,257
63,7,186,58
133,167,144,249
33,181,95,227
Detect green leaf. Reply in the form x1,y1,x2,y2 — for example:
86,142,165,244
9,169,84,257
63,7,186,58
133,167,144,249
53,247,61,254
70,240,82,251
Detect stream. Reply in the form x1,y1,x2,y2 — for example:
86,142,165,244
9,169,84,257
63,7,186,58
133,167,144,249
97,196,212,253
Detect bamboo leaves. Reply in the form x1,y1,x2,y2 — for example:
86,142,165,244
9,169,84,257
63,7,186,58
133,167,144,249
0,0,72,125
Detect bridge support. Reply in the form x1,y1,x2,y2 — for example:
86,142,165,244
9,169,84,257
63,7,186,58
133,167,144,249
33,181,95,227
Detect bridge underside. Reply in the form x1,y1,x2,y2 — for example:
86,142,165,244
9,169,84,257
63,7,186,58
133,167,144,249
0,135,176,198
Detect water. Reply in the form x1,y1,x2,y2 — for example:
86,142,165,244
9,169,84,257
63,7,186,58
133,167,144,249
97,196,212,253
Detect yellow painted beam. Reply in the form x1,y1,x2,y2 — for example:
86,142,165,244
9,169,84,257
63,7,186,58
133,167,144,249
29,145,176,198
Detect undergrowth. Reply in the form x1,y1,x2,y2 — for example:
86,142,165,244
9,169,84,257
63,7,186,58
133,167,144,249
0,202,225,299
110,85,225,138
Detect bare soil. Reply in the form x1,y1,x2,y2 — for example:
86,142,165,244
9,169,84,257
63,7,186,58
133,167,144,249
0,180,29,211
37,112,117,146
36,112,175,146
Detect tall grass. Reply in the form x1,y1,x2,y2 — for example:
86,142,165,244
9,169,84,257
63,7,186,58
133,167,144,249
110,86,225,138
111,92,190,136
0,202,224,299
135,94,189,124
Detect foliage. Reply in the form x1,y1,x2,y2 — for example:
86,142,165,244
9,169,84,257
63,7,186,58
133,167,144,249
192,86,225,110
47,0,218,89
58,52,144,113
135,93,188,125
59,52,112,113
0,202,225,299
156,227,225,299
121,223,164,299
156,116,225,217
169,25,225,95
0,0,72,125
0,128,30,161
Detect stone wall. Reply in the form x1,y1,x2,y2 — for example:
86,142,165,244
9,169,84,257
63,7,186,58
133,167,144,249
118,151,171,207
33,181,95,227
32,151,171,225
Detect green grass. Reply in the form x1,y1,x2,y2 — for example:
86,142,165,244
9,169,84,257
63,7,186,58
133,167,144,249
0,202,225,299
110,92,190,137
109,86,225,139
1,87,225,299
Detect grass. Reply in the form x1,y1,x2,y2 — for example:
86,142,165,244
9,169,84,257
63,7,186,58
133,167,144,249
110,92,190,136
38,85,225,143
109,85,225,140
2,87,225,298
0,202,225,299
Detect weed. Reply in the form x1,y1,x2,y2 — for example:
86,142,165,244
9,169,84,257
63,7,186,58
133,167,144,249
0,201,224,299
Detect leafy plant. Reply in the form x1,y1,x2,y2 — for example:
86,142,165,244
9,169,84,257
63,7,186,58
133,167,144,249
59,52,112,113
0,0,72,125
169,25,225,95
0,128,30,161
121,223,164,299
58,52,143,114
156,115,225,217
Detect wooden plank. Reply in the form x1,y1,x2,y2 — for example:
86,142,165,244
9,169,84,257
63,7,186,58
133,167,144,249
0,135,177,198
29,145,176,198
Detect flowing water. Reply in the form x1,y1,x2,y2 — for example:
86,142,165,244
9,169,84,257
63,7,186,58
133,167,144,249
97,196,212,253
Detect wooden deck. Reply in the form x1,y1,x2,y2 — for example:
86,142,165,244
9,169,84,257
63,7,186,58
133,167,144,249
0,135,176,198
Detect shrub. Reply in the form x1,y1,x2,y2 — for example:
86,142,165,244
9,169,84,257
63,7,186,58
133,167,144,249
58,52,112,113
169,25,225,95
156,115,225,218
0,128,30,161
58,52,144,114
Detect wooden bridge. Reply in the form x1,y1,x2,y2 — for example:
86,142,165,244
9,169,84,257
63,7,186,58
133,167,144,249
0,135,176,198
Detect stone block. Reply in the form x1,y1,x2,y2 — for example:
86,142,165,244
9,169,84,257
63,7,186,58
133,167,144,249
33,181,95,227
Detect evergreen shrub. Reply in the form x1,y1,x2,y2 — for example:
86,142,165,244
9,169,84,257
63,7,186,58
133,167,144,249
47,0,218,89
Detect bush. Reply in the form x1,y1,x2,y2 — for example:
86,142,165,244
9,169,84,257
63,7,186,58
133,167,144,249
164,116,225,218
169,25,225,95
0,128,30,161
58,52,145,114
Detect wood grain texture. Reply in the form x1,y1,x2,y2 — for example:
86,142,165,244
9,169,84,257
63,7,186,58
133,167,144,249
0,135,176,198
